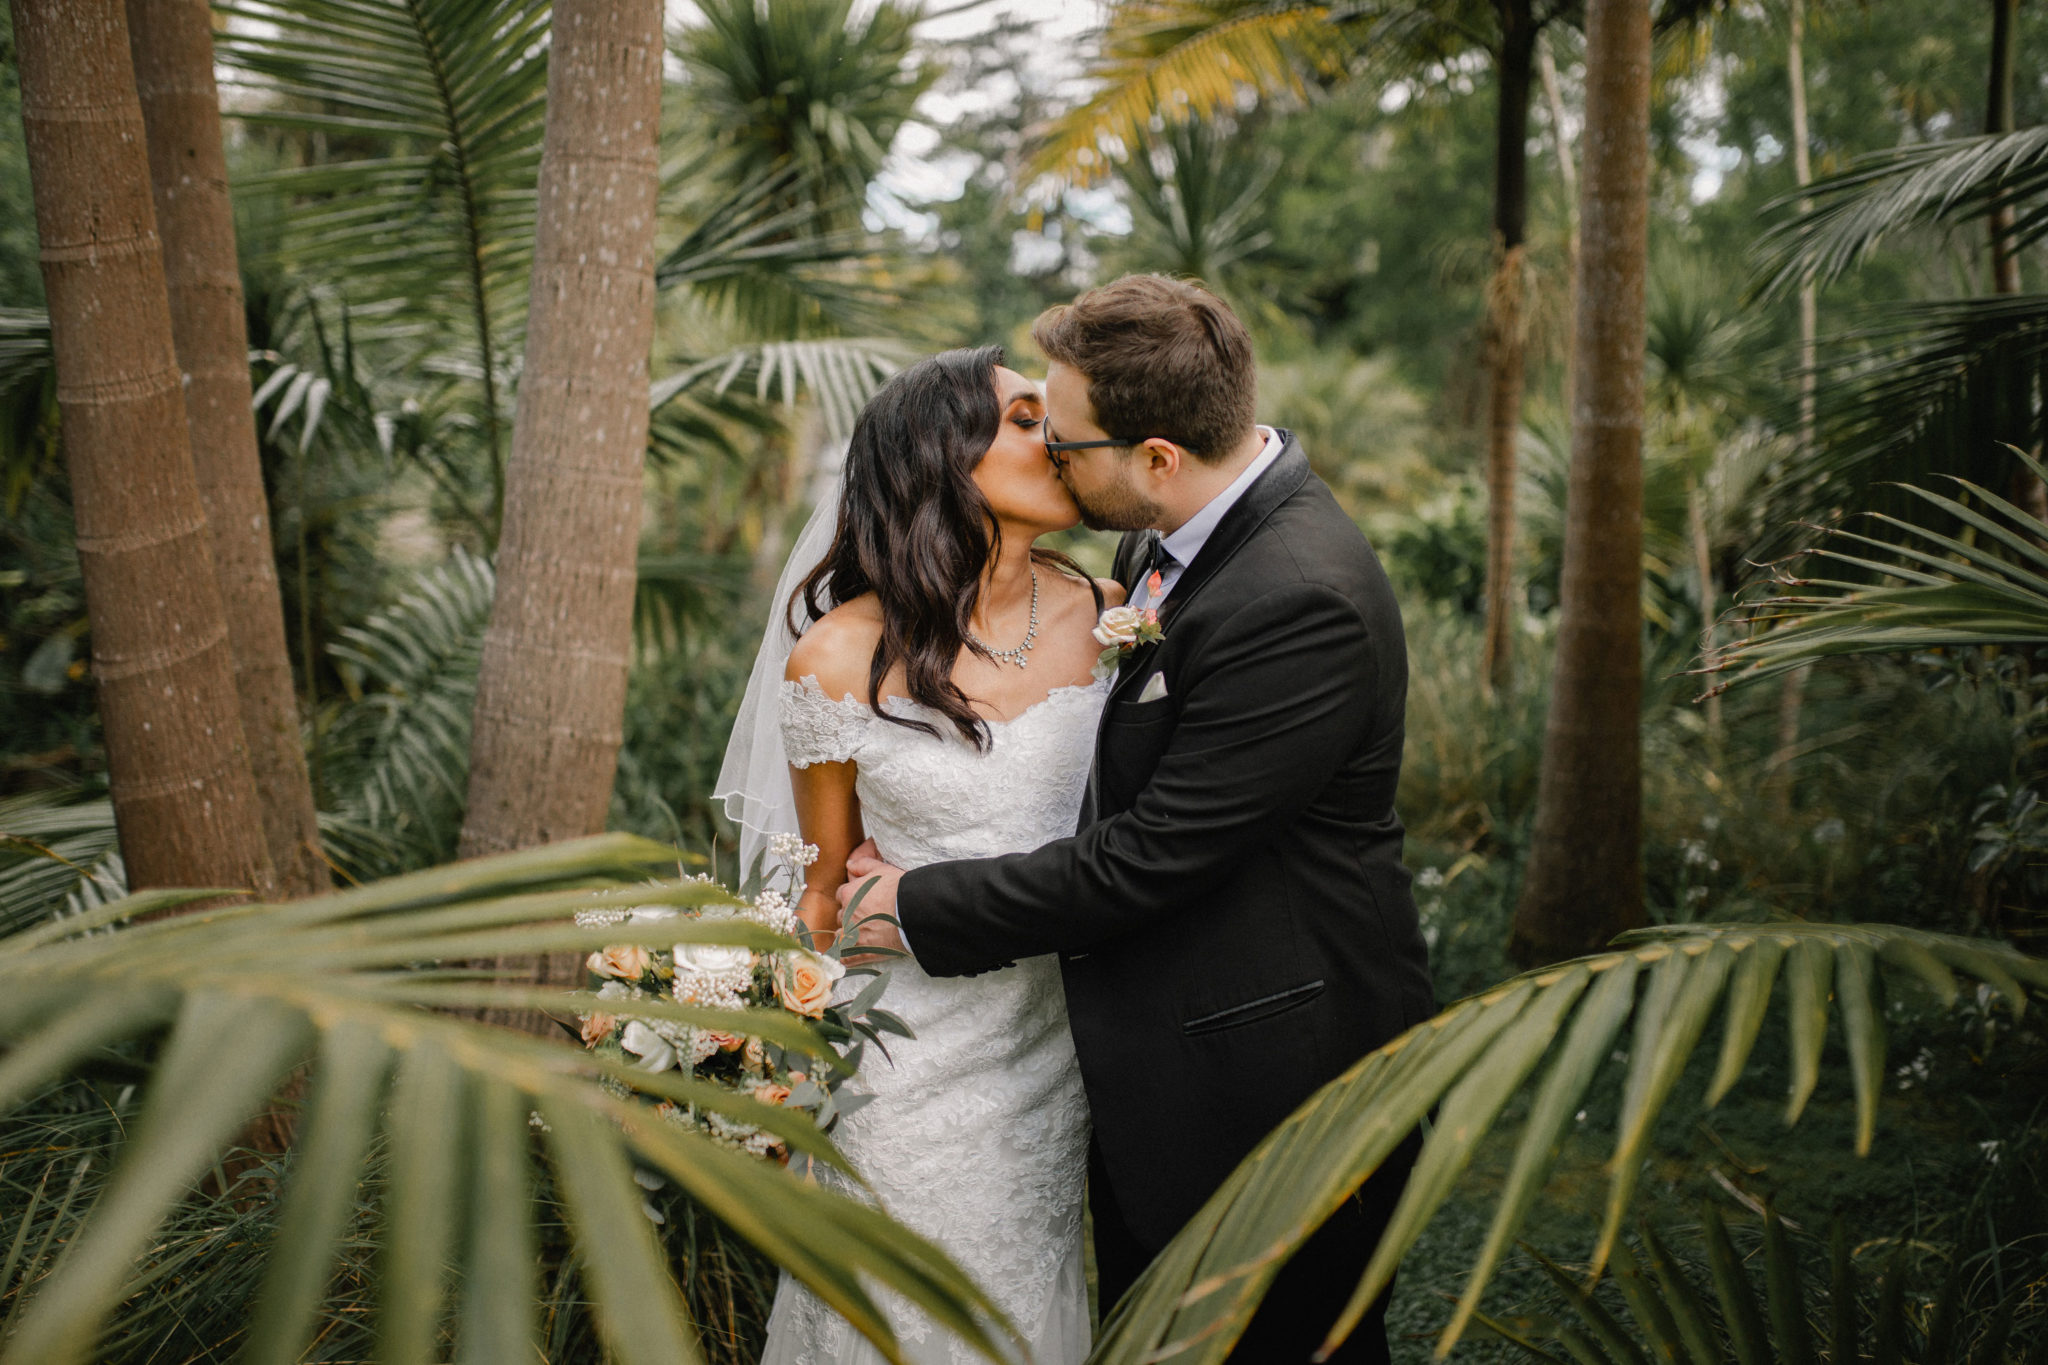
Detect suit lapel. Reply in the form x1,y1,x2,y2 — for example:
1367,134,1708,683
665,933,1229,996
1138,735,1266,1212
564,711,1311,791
1111,530,1149,598
1102,432,1310,705
1156,432,1308,629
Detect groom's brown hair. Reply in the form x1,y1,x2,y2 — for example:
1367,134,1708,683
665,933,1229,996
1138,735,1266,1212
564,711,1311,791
1032,274,1256,463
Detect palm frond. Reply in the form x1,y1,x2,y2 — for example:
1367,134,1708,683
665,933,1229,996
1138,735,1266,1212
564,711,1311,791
1474,1209,2039,1365
319,549,496,878
674,0,934,218
0,793,123,939
1028,2,1351,185
1707,452,2048,692
1754,128,2048,299
1116,117,1280,284
1084,921,2047,1364
1751,294,2048,558
215,0,551,473
0,308,54,503
652,338,911,443
655,162,894,338
0,834,1016,1365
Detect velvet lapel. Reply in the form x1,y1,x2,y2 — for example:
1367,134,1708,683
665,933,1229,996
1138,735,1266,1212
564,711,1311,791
1106,432,1310,703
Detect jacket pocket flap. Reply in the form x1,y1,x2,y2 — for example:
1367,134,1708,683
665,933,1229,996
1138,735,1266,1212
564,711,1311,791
1181,979,1326,1036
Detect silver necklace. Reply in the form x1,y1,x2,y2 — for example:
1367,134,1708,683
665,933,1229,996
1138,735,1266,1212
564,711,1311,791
968,563,1040,668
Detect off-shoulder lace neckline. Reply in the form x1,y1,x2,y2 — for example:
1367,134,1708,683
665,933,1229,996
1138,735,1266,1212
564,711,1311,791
785,673,1109,728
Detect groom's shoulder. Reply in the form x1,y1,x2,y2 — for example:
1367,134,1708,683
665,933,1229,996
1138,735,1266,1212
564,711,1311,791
1247,471,1386,595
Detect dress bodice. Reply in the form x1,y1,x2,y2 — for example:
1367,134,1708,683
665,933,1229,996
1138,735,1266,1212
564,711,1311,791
780,675,1109,870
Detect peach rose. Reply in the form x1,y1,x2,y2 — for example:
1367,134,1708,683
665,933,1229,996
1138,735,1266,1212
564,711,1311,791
753,1082,792,1106
701,1030,746,1052
579,1012,617,1045
776,951,846,1018
586,944,651,981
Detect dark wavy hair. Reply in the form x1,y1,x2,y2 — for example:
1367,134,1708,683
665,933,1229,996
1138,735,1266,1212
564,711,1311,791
790,345,1101,750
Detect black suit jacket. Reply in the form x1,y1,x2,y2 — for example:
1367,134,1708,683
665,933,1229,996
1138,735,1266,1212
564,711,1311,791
897,434,1436,1249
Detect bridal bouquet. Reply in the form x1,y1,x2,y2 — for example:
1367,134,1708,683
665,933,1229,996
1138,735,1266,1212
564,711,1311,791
573,833,909,1162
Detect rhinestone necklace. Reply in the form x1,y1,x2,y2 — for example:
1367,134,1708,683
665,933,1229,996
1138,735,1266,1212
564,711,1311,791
967,563,1040,668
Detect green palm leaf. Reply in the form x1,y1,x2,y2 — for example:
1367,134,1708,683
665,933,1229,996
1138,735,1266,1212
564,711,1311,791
1117,117,1280,286
1706,452,2048,691
1754,128,2048,299
676,0,934,220
1474,1208,2039,1365
0,793,123,938
319,548,496,878
1754,294,2048,559
0,307,52,484
1029,1,1359,185
216,0,551,485
652,337,912,443
1083,921,2047,1364
0,834,1015,1365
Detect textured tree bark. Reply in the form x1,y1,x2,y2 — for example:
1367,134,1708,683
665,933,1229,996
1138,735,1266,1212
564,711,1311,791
1771,0,1818,813
1539,31,1579,405
126,0,329,897
1987,0,2022,296
1787,0,1817,439
459,0,661,1022
1509,0,1650,967
1481,7,1538,697
12,0,274,897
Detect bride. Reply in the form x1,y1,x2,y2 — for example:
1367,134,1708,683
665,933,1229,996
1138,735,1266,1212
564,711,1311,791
717,345,1121,1365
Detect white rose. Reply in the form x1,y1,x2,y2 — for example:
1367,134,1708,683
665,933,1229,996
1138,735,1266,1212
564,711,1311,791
673,941,754,974
619,1020,677,1072
1093,605,1144,649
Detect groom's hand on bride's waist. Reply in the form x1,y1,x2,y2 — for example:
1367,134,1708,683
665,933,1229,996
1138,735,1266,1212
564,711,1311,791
838,839,908,961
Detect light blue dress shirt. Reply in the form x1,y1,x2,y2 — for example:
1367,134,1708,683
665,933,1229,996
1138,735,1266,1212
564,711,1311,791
1130,425,1284,611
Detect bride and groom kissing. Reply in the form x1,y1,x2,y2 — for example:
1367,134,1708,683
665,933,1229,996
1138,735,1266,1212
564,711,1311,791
718,274,1437,1364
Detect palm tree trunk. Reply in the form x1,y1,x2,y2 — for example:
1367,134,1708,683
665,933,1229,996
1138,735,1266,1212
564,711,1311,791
1481,6,1539,695
1787,0,1817,438
1987,0,2022,296
1539,30,1579,405
1771,0,1817,809
12,0,273,897
1480,8,1539,696
460,0,661,908
125,0,329,897
1509,0,1651,966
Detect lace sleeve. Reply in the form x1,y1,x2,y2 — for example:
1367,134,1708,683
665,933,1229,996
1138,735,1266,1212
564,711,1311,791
779,675,873,768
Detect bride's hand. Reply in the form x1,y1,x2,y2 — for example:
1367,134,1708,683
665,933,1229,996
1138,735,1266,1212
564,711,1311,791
838,839,908,960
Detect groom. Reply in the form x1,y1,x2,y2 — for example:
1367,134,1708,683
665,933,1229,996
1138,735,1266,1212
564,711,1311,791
840,274,1436,1362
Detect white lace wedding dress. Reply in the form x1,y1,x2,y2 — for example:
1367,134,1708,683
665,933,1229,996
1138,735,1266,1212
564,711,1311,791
756,673,1108,1365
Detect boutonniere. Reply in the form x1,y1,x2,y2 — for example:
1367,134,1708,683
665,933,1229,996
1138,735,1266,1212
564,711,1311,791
1092,591,1166,679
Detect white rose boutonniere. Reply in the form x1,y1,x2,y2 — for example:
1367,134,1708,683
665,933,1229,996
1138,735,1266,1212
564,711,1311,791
1092,603,1165,678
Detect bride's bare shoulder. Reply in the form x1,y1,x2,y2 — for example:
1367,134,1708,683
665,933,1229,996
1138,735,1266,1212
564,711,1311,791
785,595,883,702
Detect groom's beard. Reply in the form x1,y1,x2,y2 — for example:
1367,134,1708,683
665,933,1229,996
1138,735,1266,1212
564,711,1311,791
1068,463,1165,533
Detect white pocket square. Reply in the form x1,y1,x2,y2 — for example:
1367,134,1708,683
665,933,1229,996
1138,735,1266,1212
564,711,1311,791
1136,673,1170,703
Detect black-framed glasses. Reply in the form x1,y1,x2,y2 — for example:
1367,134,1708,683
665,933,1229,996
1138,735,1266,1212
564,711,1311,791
1043,430,1147,454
